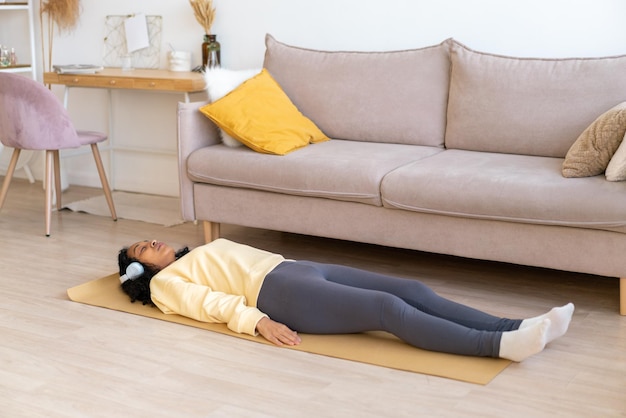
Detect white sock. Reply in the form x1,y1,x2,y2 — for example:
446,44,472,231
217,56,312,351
519,303,574,343
499,319,550,362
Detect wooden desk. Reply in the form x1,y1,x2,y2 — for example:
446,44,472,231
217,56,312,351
43,68,206,191
44,68,206,104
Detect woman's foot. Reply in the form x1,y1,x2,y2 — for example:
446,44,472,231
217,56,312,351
519,303,575,343
499,319,550,362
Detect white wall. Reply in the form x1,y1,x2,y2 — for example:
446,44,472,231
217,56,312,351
4,0,626,196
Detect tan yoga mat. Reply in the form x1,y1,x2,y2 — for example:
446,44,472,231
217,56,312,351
67,274,511,385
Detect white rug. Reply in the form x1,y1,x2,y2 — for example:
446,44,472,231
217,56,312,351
63,191,185,227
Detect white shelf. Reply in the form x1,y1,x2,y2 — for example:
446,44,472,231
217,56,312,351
0,5,29,11
0,1,36,79
0,65,33,73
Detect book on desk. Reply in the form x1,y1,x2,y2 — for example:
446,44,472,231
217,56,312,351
53,64,104,74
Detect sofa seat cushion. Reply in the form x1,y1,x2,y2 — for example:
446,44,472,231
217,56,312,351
381,150,626,232
187,140,442,206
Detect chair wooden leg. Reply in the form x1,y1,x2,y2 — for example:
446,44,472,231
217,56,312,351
0,148,20,209
90,144,117,221
53,150,62,210
44,150,53,237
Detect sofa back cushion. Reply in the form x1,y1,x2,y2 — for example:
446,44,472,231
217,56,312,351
445,40,626,158
263,34,451,147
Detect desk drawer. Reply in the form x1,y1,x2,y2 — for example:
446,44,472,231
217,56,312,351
134,78,176,91
58,75,134,89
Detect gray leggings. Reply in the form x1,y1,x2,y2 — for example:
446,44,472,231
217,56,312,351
257,261,522,357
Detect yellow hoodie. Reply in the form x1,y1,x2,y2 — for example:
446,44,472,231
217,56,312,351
150,238,285,336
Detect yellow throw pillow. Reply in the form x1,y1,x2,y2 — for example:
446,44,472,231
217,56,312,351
199,68,329,155
562,101,626,178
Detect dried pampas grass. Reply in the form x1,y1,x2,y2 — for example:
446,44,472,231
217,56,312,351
40,0,81,33
189,0,216,35
40,0,83,72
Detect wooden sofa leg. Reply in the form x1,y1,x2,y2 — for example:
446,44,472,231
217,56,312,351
203,221,220,243
621,277,626,316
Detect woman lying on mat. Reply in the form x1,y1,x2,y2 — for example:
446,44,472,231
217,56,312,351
117,238,574,362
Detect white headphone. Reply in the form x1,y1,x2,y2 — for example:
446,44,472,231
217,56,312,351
119,262,145,284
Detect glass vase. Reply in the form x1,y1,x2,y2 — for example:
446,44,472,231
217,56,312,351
202,34,221,70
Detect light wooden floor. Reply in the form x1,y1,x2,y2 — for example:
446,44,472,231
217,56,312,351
1,179,625,417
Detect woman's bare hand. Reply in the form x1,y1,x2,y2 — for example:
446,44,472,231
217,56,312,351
256,317,302,346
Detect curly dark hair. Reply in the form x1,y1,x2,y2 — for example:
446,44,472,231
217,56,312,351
118,245,190,305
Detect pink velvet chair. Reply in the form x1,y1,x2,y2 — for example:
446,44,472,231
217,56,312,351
0,73,117,236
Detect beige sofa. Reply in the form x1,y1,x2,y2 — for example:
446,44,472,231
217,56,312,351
177,36,626,314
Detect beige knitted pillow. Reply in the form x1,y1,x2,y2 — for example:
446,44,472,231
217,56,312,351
606,132,626,181
562,101,626,178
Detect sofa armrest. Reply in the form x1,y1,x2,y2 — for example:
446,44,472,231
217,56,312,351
177,100,220,221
